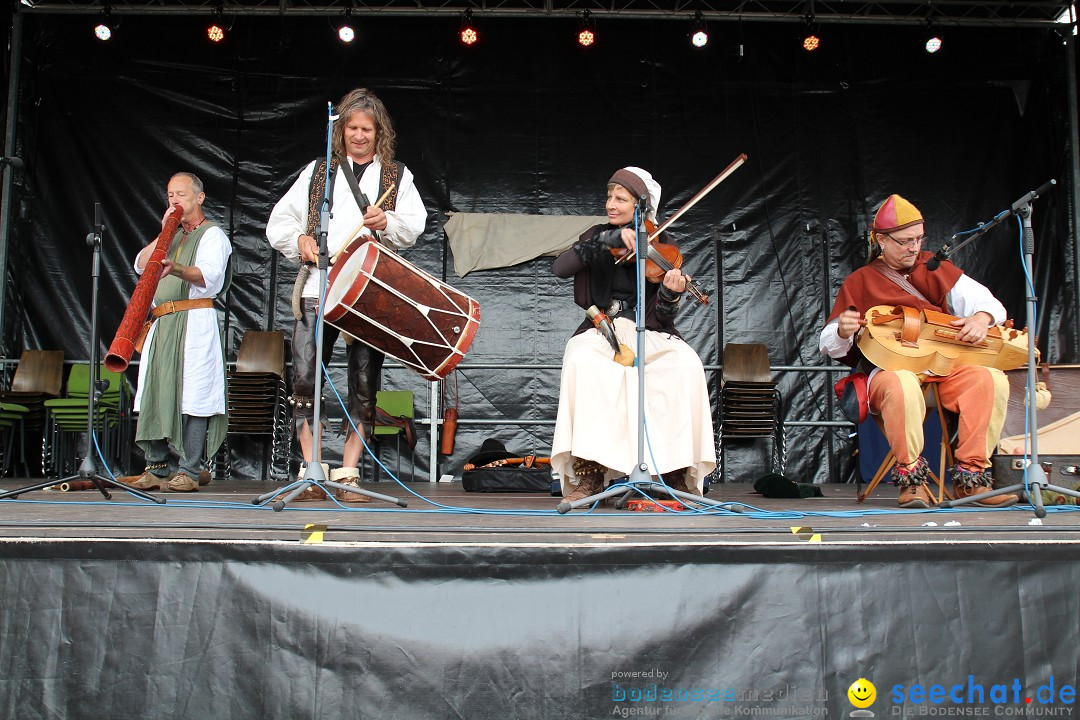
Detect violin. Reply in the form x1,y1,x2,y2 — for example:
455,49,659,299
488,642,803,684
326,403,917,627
609,220,710,305
608,152,749,308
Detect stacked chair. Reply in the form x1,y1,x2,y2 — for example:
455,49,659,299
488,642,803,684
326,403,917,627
0,350,64,475
217,331,290,481
0,402,29,475
42,363,133,478
719,343,784,476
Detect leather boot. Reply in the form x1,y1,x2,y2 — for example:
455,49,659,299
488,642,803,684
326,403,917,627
663,468,700,496
953,465,1018,508
894,457,935,509
331,466,371,503
562,459,606,504
291,463,329,501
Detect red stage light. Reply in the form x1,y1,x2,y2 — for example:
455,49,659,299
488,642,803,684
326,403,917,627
208,23,225,43
802,34,820,51
578,28,595,47
461,26,478,45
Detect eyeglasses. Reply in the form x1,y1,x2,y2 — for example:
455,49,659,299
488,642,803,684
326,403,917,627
882,233,925,250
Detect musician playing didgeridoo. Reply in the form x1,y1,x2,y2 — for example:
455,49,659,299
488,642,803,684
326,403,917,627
820,194,1017,508
550,167,716,506
266,88,425,501
124,172,232,493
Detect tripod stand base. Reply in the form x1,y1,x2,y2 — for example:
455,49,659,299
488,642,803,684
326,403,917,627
938,465,1080,518
0,463,166,504
941,480,1080,518
254,478,408,511
556,480,745,514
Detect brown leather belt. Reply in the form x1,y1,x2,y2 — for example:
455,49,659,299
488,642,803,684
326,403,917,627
152,297,214,318
135,298,216,353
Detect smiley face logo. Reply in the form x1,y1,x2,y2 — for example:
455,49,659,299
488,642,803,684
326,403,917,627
848,678,876,709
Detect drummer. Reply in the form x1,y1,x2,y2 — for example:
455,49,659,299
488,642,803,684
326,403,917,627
266,87,426,501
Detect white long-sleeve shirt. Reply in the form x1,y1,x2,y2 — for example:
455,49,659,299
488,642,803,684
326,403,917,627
265,155,427,299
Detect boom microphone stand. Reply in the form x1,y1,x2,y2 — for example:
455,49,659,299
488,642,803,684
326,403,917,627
254,103,405,511
939,180,1079,518
557,197,743,514
0,204,164,503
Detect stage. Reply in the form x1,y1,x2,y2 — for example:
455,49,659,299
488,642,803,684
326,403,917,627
3,478,1080,720
0,479,1079,542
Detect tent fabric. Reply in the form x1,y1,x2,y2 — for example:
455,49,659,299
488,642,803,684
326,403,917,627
443,212,607,276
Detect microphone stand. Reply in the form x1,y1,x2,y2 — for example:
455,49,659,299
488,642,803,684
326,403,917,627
254,103,405,511
939,180,1079,517
557,197,742,514
0,204,164,503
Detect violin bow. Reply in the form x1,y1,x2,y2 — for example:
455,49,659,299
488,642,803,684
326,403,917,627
618,152,748,264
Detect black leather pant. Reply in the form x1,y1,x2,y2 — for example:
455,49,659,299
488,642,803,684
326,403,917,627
292,298,384,437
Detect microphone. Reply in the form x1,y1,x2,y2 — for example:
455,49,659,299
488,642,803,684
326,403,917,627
0,157,23,170
925,248,948,272
926,231,963,271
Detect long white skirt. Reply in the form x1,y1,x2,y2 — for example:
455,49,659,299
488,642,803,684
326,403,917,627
551,317,716,495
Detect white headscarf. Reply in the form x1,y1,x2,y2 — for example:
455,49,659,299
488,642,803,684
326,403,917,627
610,166,662,224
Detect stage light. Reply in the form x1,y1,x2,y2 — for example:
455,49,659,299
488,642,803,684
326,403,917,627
923,18,942,53
577,11,596,47
459,9,478,46
690,11,708,48
94,8,113,41
339,10,355,43
207,9,226,43
801,11,820,52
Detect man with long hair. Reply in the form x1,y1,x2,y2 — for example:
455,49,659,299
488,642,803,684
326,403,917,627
267,88,426,501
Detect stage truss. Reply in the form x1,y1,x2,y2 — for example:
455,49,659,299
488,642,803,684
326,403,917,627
14,0,1078,29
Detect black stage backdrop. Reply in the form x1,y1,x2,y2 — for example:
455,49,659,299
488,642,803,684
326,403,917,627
3,14,1077,482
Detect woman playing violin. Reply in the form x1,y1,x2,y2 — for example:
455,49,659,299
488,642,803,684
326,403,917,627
550,166,717,506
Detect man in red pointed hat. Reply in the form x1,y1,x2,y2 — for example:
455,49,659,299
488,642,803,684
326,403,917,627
820,194,1016,509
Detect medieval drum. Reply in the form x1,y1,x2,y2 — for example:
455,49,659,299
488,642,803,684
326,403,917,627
324,239,481,381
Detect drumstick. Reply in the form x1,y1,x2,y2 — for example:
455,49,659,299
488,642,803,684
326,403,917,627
332,182,398,264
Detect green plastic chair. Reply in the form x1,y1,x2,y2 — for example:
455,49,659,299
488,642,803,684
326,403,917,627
373,390,414,482
43,364,132,477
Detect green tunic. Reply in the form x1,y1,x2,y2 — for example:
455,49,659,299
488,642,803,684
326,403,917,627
135,222,228,460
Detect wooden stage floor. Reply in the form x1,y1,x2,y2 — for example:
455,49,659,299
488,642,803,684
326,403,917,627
2,477,1079,545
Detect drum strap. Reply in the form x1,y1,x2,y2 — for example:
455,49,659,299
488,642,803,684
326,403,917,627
339,159,402,213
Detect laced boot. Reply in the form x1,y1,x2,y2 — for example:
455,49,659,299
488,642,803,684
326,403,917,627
562,459,607,504
291,463,329,501
331,466,371,503
662,468,700,496
122,462,169,491
953,465,1018,508
894,457,935,509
